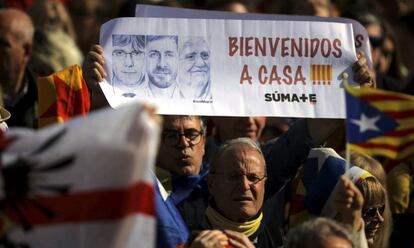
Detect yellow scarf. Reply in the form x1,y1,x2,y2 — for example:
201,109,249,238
206,206,263,237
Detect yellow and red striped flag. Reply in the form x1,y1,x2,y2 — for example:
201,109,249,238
345,85,414,161
37,64,90,128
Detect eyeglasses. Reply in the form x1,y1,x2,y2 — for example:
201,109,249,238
363,205,385,221
211,172,267,186
162,129,203,147
112,49,143,58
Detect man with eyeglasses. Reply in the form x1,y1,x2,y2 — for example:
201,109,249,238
157,115,206,177
111,35,146,98
154,115,208,247
187,138,281,247
84,42,376,247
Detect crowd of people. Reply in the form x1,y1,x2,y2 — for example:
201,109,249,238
0,0,413,247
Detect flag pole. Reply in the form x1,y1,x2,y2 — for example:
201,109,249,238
343,79,350,177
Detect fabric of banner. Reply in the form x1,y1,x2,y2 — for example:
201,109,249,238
345,85,414,161
37,64,90,128
0,104,159,248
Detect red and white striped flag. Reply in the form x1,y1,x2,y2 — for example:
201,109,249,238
0,104,160,248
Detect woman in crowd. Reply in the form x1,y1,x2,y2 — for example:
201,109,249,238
349,152,391,248
352,170,389,248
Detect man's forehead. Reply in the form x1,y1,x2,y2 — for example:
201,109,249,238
147,38,177,50
163,116,201,129
0,20,15,36
0,14,15,30
183,40,208,53
215,145,265,172
113,43,137,51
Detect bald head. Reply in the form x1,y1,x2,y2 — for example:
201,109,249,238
208,138,267,221
0,8,34,45
0,8,34,96
210,137,266,173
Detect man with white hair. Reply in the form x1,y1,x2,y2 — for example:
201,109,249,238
178,37,211,100
0,8,36,128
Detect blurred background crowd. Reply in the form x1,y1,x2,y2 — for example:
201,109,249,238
0,0,413,247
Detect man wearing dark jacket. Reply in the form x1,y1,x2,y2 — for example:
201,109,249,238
0,8,37,128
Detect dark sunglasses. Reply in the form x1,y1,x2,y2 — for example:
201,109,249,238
363,205,385,220
369,36,384,48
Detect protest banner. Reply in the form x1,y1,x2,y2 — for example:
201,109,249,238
0,104,160,248
99,16,357,118
135,4,372,68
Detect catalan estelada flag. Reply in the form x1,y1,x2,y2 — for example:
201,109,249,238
345,85,414,160
37,64,90,128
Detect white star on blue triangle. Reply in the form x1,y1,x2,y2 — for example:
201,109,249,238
346,91,398,143
351,114,380,133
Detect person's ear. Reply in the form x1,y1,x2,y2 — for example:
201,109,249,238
23,42,32,62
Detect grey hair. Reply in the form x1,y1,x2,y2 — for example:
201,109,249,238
286,217,356,248
163,115,206,135
192,115,206,135
179,37,209,54
112,34,145,51
210,137,266,173
146,35,178,48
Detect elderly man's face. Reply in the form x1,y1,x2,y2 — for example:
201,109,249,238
213,117,266,142
156,116,205,176
146,37,178,89
208,144,266,221
0,17,29,91
179,38,210,88
112,42,145,86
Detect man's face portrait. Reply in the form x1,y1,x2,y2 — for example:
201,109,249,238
0,15,31,92
146,36,178,89
157,116,205,176
179,37,210,89
208,143,266,222
112,35,145,87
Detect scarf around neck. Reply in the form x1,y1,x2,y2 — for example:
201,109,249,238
206,206,263,237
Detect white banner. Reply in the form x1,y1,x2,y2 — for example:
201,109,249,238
135,4,372,68
99,17,357,118
1,104,160,248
